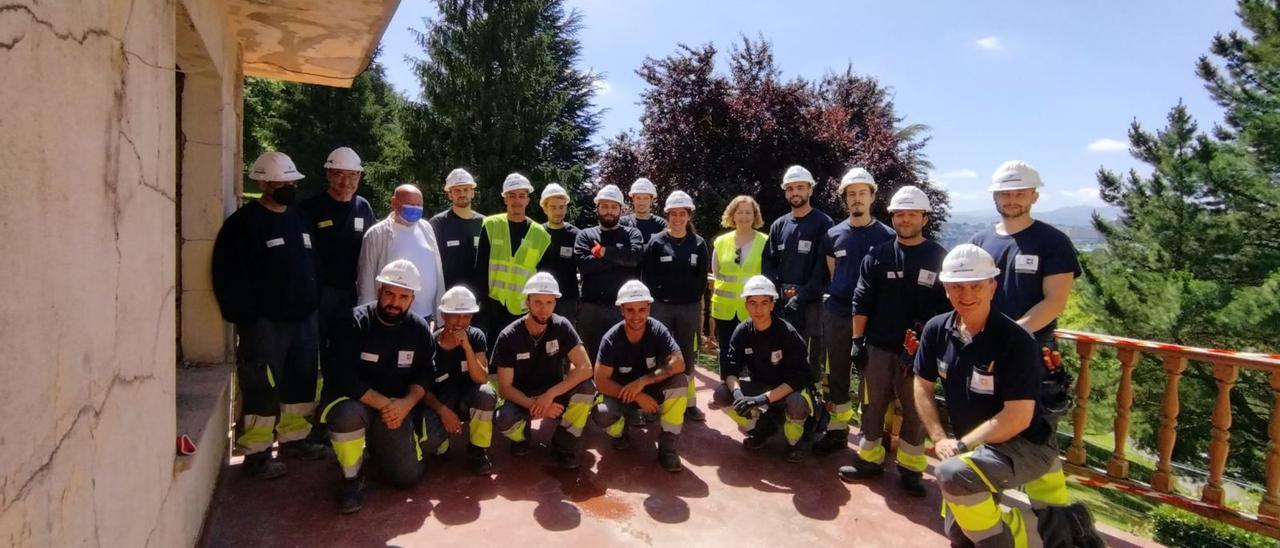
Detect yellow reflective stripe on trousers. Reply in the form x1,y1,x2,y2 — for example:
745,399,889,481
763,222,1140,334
265,366,276,388
605,417,626,438
782,391,813,445
857,436,886,464
686,376,697,403
726,408,757,432
503,419,528,442
1024,461,1070,508
942,452,1004,541
470,409,494,448
560,393,592,436
277,402,316,442
319,397,350,424
660,387,688,434
331,428,365,478
237,414,276,454
828,402,854,431
896,440,928,472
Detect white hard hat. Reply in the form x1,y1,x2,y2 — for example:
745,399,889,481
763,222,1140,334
540,183,569,204
502,173,535,195
439,286,481,314
445,168,476,190
249,151,305,182
664,190,695,212
837,167,877,195
629,178,658,197
594,184,626,205
324,147,363,172
781,165,815,188
522,272,562,298
375,259,422,292
988,160,1043,191
887,185,931,212
939,244,1001,283
615,280,655,306
741,275,779,299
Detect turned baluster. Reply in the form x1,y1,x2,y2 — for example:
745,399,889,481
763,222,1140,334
1257,370,1280,526
1201,363,1239,505
1066,340,1095,466
1151,355,1188,493
1107,348,1139,478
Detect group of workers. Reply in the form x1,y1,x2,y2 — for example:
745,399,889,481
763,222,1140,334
212,147,1104,547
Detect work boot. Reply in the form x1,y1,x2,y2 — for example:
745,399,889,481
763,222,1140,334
242,452,287,480
784,444,804,464
658,432,681,473
627,407,648,426
338,474,366,514
684,406,706,422
898,468,926,497
811,430,849,456
467,444,493,475
279,440,328,461
742,421,777,450
837,454,884,482
641,412,659,424
611,428,632,451
551,427,580,470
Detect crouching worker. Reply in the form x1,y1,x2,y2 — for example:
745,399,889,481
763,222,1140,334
492,273,598,469
915,245,1103,548
421,286,499,475
712,275,814,463
591,280,688,472
320,260,434,514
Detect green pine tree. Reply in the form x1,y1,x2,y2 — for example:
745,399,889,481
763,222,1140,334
406,0,601,215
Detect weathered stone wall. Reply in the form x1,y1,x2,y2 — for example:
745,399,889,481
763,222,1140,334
0,1,237,545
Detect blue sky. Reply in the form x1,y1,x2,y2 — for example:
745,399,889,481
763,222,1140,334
378,1,1242,212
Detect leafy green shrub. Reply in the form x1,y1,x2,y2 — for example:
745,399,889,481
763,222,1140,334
1151,506,1277,548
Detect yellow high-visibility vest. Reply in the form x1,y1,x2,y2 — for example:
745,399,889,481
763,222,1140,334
483,214,551,314
710,231,767,321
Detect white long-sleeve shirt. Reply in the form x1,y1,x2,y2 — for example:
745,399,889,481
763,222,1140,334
357,214,447,324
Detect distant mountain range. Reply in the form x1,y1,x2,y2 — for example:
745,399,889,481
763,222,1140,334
938,205,1122,251
944,205,1122,227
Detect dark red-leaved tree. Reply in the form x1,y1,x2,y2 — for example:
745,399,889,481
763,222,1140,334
598,36,946,235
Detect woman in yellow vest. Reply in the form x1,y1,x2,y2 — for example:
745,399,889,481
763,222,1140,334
711,195,768,374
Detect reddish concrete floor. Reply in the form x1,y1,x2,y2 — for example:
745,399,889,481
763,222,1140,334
201,369,1157,547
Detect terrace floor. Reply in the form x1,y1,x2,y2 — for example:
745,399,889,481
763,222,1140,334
200,369,1157,547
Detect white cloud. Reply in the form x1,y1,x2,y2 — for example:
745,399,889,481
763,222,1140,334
1057,187,1103,205
975,36,1003,52
1087,138,1128,152
942,168,977,179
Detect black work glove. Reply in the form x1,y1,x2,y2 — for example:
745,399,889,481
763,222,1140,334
851,336,868,372
732,393,769,416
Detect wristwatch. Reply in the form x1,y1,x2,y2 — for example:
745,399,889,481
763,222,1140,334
956,440,969,453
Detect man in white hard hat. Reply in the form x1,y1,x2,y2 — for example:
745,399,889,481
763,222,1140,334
319,260,435,513
299,147,378,407
536,183,582,324
619,177,668,243
640,190,709,423
838,185,951,497
574,184,645,359
492,272,597,469
969,161,1081,428
913,245,1102,547
762,165,834,383
712,275,814,463
420,286,499,475
213,151,327,480
429,168,486,295
357,184,447,323
590,280,688,472
474,173,552,347
812,167,896,455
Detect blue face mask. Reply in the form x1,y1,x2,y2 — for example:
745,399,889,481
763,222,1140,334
399,205,424,223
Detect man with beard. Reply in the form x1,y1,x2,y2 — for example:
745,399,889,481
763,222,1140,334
619,177,668,243
536,183,582,323
811,168,896,456
968,161,1080,352
357,184,447,323
300,147,378,411
474,173,552,346
492,273,597,469
320,260,435,513
213,151,326,480
591,281,688,471
429,168,485,294
762,165,834,381
574,184,644,359
838,186,950,497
